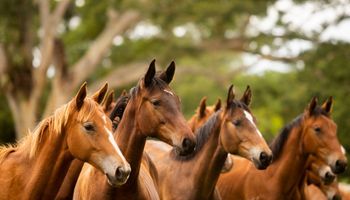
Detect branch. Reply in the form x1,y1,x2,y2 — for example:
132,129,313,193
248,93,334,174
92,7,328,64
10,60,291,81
31,0,71,107
90,62,146,92
70,9,140,90
52,0,71,26
0,44,7,76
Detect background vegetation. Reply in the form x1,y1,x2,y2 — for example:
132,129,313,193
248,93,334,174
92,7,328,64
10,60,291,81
0,0,349,179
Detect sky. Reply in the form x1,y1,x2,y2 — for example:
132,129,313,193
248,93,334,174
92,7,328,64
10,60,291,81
245,0,350,75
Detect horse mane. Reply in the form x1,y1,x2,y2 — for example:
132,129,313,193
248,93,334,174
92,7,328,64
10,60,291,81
269,106,329,161
172,111,221,161
0,98,100,163
172,99,250,161
109,94,130,129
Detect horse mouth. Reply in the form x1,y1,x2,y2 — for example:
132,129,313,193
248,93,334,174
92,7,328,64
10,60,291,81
106,173,129,187
252,158,270,170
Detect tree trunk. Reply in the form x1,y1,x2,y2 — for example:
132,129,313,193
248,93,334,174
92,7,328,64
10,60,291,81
5,93,37,139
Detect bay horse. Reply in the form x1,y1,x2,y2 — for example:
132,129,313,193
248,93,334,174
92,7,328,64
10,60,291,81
74,60,196,200
145,85,272,200
217,97,348,200
0,83,130,200
55,90,130,200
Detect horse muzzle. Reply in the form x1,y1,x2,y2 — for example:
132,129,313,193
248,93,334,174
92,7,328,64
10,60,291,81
331,159,347,174
253,151,273,170
106,165,131,187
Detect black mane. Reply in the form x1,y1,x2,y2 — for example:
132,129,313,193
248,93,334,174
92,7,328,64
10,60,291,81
269,106,329,161
172,111,221,161
172,99,251,161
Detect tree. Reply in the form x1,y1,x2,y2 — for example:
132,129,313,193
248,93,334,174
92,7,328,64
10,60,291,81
0,0,274,139
0,0,141,138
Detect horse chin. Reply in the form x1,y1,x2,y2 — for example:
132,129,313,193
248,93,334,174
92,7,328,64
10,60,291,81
106,173,128,188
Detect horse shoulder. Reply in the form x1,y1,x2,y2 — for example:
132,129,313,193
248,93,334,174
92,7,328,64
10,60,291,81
0,150,29,200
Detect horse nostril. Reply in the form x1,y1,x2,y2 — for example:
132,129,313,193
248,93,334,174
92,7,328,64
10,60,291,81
334,160,347,174
258,152,272,169
180,138,196,155
115,166,130,183
324,171,335,184
259,152,267,163
332,194,342,200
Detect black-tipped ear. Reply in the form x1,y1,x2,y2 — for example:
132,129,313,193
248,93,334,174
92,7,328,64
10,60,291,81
75,82,87,110
321,96,333,115
307,96,318,116
199,97,207,118
103,90,115,111
91,82,108,104
144,59,156,87
226,85,235,108
214,98,222,111
159,61,175,84
240,85,252,106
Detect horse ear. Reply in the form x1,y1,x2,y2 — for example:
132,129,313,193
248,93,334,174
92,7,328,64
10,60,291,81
91,82,108,104
75,82,87,110
214,98,222,111
307,96,318,116
240,85,252,106
103,90,115,111
121,89,128,97
226,84,235,108
144,59,156,87
159,61,175,84
199,97,207,118
321,96,333,115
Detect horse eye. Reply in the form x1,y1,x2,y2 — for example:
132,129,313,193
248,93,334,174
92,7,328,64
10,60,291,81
83,123,95,132
232,120,241,126
314,127,321,133
151,99,161,106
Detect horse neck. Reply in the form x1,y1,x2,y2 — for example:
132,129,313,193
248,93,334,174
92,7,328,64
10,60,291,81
268,126,308,195
24,126,74,199
115,101,146,186
189,113,228,198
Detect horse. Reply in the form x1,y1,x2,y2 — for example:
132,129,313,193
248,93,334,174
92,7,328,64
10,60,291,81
55,90,130,200
217,96,348,200
145,85,272,200
187,97,222,132
0,83,130,200
73,60,197,200
305,176,342,200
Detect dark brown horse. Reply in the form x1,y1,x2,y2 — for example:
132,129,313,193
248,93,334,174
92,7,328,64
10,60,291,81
217,97,347,200
0,83,130,200
145,85,272,200
74,60,196,200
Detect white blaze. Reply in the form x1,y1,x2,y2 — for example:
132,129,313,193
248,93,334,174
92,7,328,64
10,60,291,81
102,115,107,124
341,145,346,155
163,89,174,96
104,126,126,162
244,110,263,138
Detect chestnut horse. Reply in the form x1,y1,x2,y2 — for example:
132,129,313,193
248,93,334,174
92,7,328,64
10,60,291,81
217,97,348,200
55,90,130,200
0,83,130,200
74,60,196,200
145,85,272,200
187,97,222,132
